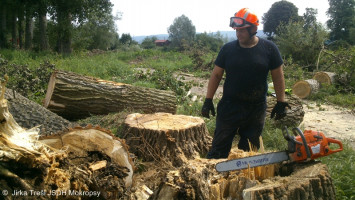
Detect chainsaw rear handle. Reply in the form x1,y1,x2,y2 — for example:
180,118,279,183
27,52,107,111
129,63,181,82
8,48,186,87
326,138,343,154
292,127,312,159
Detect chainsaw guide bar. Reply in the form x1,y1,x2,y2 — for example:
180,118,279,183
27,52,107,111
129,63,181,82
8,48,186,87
215,151,289,172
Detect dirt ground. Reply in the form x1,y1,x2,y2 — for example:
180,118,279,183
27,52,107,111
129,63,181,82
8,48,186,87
176,72,355,149
301,100,355,148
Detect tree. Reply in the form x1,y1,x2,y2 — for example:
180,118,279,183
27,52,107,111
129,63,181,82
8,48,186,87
72,7,119,50
195,32,224,52
119,33,132,45
49,0,114,54
327,0,355,44
37,0,49,50
262,0,301,37
141,36,157,49
0,1,8,48
168,15,196,50
275,20,328,67
303,8,318,30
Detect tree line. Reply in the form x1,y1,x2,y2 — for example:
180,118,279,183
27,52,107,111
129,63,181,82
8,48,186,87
0,0,354,57
0,0,120,54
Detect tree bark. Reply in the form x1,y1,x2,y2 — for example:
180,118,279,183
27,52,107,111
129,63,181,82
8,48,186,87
5,88,74,135
44,70,177,120
56,9,72,54
266,94,305,127
122,112,212,166
24,8,33,50
0,3,7,48
313,71,337,85
292,79,320,99
11,8,17,48
38,10,49,50
17,3,24,49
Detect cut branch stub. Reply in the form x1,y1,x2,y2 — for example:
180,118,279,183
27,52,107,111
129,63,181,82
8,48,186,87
123,112,212,166
44,70,177,120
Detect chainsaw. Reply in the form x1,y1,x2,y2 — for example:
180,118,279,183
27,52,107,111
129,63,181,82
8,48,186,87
215,127,343,172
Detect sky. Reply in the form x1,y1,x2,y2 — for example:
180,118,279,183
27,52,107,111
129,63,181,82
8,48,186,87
111,0,330,37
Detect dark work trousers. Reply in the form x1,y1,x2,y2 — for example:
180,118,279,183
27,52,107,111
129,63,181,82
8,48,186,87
207,99,267,159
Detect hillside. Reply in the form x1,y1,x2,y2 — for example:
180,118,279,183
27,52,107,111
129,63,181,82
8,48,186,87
132,31,268,43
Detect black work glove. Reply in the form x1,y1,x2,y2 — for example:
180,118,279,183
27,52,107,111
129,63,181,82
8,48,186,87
201,98,215,118
271,101,291,120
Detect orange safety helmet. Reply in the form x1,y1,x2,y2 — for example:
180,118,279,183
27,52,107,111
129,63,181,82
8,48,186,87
230,8,259,29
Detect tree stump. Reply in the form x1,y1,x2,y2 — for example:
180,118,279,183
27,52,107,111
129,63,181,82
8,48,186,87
149,160,335,200
313,71,336,85
267,94,305,127
292,79,320,99
242,162,336,200
122,112,212,166
44,70,177,120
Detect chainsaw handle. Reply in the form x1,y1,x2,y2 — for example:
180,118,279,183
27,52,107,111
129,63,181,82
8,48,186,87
293,127,312,159
326,138,343,154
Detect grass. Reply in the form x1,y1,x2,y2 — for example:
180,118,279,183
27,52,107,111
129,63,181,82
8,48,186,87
320,141,355,199
1,48,355,199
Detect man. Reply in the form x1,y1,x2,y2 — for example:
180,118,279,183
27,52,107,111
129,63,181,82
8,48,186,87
201,8,290,159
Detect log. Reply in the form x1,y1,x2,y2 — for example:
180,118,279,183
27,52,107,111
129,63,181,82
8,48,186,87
122,112,212,166
5,88,74,135
267,94,305,127
44,70,177,120
313,71,336,85
292,79,320,99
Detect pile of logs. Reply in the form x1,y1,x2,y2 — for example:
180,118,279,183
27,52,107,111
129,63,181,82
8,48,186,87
292,71,337,99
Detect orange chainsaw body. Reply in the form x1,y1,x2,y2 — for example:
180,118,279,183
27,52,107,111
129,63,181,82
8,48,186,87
290,129,343,162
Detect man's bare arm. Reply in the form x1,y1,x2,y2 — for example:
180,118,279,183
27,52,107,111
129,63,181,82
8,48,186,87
271,65,285,102
206,65,224,99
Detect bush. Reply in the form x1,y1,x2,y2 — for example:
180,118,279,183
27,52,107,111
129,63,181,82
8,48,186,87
0,54,55,103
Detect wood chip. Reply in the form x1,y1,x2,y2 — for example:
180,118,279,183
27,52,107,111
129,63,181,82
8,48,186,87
89,160,107,171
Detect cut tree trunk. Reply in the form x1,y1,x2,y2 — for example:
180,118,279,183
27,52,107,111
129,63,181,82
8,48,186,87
5,88,74,135
149,159,335,200
266,94,305,127
44,70,177,120
292,79,320,99
242,162,336,200
122,112,212,166
39,126,134,188
313,71,336,85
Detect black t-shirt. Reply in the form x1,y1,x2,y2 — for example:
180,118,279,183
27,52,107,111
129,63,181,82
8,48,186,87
215,38,283,103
